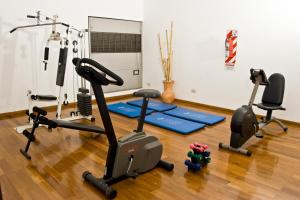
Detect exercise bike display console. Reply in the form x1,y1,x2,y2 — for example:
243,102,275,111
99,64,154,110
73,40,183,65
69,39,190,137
219,68,287,156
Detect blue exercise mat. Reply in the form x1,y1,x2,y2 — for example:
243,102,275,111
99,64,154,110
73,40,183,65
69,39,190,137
164,107,225,125
108,102,153,118
145,113,205,134
127,99,176,112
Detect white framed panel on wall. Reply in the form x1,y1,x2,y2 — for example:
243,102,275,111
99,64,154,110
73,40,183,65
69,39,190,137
88,16,143,93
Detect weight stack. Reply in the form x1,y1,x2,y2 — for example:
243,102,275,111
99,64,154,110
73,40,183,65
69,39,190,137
77,93,92,116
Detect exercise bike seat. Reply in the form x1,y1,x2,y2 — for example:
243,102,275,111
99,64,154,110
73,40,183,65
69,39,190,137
255,103,286,111
133,89,160,99
255,73,286,111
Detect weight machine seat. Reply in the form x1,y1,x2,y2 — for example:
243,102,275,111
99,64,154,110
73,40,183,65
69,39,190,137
133,89,161,99
32,95,57,101
52,120,105,133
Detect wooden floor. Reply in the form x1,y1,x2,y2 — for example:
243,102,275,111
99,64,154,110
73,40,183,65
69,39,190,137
1,99,300,200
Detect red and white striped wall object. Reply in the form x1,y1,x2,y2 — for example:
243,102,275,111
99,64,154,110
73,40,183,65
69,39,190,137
225,30,238,66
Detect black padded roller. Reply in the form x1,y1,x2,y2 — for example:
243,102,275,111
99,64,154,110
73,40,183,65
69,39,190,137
38,116,57,128
22,130,35,142
33,107,47,116
29,113,37,121
26,15,37,18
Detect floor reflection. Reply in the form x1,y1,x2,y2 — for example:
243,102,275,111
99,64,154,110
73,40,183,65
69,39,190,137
224,128,281,199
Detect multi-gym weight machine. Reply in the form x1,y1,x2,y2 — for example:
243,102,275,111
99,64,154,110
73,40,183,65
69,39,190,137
10,11,95,133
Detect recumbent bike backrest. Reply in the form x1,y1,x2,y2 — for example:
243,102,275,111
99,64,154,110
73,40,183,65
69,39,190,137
261,73,285,106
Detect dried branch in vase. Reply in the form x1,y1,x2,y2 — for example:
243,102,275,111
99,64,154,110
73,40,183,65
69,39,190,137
158,22,173,82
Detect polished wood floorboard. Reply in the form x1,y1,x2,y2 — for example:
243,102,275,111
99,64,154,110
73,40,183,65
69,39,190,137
0,99,300,200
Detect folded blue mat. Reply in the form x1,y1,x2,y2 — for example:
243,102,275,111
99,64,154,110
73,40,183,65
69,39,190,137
108,102,153,118
145,113,205,134
164,107,225,125
127,99,176,112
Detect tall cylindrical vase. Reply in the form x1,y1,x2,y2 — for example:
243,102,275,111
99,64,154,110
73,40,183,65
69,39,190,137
162,80,175,103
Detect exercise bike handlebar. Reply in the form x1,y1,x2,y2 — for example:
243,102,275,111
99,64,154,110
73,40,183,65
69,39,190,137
250,68,269,85
73,58,124,86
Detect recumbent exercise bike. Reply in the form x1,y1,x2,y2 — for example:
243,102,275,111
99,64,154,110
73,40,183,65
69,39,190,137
219,68,287,156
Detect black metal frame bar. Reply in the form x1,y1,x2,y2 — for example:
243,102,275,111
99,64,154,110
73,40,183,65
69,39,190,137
20,113,41,159
91,83,118,179
10,22,70,33
136,97,149,132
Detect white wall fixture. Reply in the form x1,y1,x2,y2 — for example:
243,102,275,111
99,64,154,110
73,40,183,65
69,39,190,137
143,0,300,122
0,0,143,114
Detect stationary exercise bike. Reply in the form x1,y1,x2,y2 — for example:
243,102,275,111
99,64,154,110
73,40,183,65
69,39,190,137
68,58,174,199
73,58,174,199
219,68,287,156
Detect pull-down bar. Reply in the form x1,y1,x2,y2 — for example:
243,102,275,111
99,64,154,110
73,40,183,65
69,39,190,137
10,22,70,33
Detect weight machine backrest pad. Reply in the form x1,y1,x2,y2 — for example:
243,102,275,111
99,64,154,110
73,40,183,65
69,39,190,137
261,73,285,106
44,47,49,60
56,47,68,86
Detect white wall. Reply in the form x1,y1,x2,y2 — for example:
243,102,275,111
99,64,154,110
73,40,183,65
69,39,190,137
0,0,143,114
143,0,300,122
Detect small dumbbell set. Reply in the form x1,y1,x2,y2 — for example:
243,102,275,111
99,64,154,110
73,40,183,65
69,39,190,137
184,143,211,171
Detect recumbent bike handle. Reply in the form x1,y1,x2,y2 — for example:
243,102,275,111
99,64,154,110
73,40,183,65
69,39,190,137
73,58,124,86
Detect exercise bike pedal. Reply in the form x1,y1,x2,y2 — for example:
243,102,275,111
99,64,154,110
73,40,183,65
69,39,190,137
126,171,138,179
